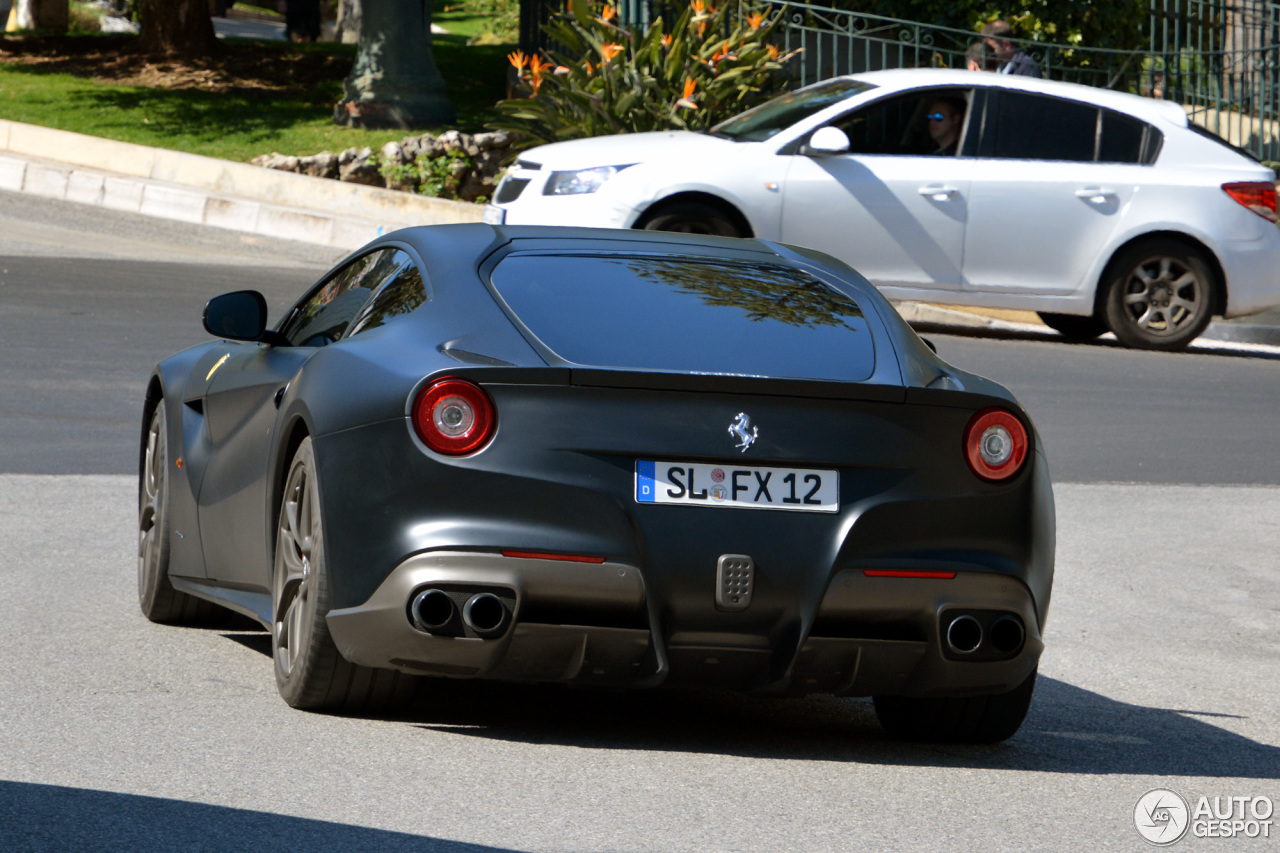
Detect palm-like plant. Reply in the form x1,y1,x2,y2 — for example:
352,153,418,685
491,1,796,148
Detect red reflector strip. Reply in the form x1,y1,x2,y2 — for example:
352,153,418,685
502,550,606,564
862,570,956,579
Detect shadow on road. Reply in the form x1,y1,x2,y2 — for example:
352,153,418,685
0,780,519,852
386,673,1279,778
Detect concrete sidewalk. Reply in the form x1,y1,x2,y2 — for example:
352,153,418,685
0,119,483,252
0,116,1274,345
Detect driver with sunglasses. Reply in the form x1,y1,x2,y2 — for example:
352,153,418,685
926,97,966,156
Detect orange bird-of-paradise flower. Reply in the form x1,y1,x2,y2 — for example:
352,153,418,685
508,50,528,72
676,77,697,109
598,4,616,23
528,54,549,93
601,42,624,61
747,12,764,30
711,40,735,63
661,33,673,48
765,44,779,60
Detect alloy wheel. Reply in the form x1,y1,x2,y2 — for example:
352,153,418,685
274,456,317,679
1118,255,1205,339
138,408,165,598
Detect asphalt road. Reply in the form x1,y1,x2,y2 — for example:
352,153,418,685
1,194,1277,850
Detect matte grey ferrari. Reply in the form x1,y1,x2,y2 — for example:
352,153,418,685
137,224,1054,742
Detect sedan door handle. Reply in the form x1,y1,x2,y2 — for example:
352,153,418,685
1075,187,1118,203
918,185,959,200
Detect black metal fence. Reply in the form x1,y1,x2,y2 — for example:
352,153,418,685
520,0,1280,160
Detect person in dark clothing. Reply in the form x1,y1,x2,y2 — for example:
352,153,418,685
982,20,1042,78
965,40,998,72
926,96,965,156
284,0,322,42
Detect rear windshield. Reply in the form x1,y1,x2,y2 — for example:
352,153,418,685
490,253,875,381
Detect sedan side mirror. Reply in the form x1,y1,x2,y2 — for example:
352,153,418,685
204,290,269,342
804,126,851,156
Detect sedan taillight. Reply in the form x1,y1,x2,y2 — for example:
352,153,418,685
1222,181,1278,222
412,378,496,455
963,408,1028,482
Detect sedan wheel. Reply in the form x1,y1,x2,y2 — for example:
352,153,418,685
138,403,212,624
1102,240,1215,350
272,437,417,712
640,201,744,238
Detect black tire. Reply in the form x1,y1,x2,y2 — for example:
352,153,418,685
138,403,219,624
1101,238,1216,350
639,201,745,238
1037,311,1107,342
873,668,1037,743
272,437,417,713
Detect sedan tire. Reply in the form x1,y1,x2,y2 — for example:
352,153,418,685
138,404,217,624
273,437,417,713
640,201,744,238
873,668,1037,743
1102,239,1216,350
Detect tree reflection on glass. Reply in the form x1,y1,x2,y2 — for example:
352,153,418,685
610,256,863,332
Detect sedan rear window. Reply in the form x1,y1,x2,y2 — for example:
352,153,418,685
490,254,875,381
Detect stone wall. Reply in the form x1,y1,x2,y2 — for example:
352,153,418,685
252,129,514,203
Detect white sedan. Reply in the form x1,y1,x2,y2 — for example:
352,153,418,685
486,69,1280,350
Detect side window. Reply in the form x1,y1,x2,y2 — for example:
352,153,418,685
347,250,429,337
829,89,972,157
982,92,1098,162
1099,109,1161,164
279,250,400,347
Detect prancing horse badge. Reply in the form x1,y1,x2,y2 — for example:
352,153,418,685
728,413,758,452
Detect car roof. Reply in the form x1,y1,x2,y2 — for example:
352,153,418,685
841,68,1190,128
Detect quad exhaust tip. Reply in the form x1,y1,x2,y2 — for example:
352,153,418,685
945,614,983,654
410,588,456,632
462,592,509,638
989,615,1025,655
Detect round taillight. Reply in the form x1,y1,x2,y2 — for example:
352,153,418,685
412,378,496,455
963,408,1028,482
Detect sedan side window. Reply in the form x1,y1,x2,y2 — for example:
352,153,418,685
827,89,973,157
979,91,1098,162
347,250,429,337
279,249,401,347
1099,109,1162,164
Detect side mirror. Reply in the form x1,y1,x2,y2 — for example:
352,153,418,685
804,126,851,156
204,291,268,342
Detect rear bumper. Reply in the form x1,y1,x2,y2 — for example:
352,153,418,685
1221,228,1280,317
327,551,1043,698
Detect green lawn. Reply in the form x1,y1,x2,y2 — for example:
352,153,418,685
0,31,512,163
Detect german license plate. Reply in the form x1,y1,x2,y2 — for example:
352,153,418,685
635,460,838,512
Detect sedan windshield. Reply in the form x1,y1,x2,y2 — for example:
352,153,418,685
711,79,877,142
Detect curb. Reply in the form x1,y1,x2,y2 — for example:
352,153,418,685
0,119,483,250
